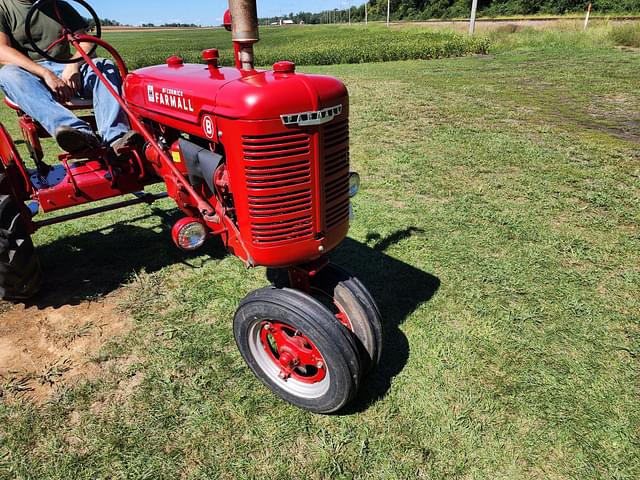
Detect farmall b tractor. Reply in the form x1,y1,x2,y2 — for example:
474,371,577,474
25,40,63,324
0,0,382,413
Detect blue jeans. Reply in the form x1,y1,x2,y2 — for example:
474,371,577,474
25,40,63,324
0,59,130,144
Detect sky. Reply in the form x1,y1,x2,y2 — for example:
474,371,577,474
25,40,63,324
89,1,359,26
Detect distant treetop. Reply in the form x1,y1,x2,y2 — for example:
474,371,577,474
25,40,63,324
260,0,640,24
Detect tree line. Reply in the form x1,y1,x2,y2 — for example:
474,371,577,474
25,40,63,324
84,18,202,28
261,1,640,24
84,17,122,28
139,23,201,28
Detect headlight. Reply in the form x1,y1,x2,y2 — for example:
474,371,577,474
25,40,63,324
349,172,360,198
172,218,207,251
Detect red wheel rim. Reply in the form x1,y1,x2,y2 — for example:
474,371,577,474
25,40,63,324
259,321,327,384
334,303,353,330
310,287,354,331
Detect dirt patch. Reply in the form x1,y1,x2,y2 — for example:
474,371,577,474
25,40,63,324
579,118,640,143
401,18,639,32
0,291,132,403
546,104,640,144
616,46,640,53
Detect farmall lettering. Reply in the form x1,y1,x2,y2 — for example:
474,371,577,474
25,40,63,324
147,84,195,113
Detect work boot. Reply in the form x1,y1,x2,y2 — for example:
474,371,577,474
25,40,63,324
54,126,101,153
110,130,144,156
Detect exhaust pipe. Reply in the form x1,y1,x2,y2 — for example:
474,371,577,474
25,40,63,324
228,0,259,70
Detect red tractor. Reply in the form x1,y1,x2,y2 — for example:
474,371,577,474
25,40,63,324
0,0,382,413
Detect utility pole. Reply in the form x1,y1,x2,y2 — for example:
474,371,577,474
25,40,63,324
584,2,592,31
348,0,351,25
469,0,478,35
365,2,368,25
387,0,391,28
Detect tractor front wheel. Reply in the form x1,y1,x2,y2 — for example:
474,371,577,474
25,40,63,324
234,287,362,413
0,193,41,300
308,264,383,374
268,264,383,374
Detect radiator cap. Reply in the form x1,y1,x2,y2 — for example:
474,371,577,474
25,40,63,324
273,61,295,74
202,49,219,68
202,49,219,62
167,56,184,67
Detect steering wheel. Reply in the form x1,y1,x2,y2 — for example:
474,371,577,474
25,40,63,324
25,0,102,64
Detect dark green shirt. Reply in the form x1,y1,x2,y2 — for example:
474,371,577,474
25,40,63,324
0,0,87,61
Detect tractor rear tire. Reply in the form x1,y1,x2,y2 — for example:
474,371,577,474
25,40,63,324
0,194,41,300
234,287,362,414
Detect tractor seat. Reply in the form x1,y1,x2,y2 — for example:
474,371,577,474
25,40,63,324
4,96,93,112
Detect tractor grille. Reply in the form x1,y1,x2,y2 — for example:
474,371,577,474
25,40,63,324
243,132,314,245
323,119,350,230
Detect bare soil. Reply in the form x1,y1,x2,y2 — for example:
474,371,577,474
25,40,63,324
0,291,132,403
396,17,639,32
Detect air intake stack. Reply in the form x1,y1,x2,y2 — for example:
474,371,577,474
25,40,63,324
228,0,259,70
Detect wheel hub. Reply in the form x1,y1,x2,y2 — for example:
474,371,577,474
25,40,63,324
277,350,299,379
260,321,326,384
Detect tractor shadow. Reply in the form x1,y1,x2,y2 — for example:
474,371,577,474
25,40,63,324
330,228,441,413
22,207,227,309
15,217,439,412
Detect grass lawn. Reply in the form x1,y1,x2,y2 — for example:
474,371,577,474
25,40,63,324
0,28,639,478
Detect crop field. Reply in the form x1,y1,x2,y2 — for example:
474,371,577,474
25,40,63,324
0,24,639,479
103,25,490,68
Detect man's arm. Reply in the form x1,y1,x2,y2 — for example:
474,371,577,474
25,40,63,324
0,32,73,102
60,30,94,97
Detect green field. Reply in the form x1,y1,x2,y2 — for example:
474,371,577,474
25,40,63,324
103,25,490,68
0,25,639,479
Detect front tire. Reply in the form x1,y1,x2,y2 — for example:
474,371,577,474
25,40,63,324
268,264,383,374
234,287,362,413
0,194,41,300
310,264,383,374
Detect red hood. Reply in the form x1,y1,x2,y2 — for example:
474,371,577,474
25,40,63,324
124,63,348,124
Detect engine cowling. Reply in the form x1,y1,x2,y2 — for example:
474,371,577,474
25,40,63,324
124,61,351,267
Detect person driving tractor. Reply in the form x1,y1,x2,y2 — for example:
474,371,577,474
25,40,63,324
0,0,139,153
